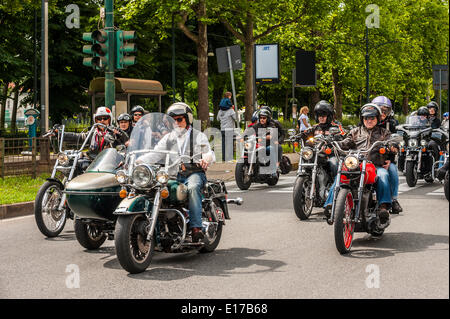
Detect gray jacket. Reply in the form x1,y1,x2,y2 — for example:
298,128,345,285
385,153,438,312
217,109,236,131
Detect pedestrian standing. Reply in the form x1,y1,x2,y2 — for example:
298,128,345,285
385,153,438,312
217,92,237,162
297,106,311,132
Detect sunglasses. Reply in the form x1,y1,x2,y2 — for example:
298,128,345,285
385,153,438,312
259,116,267,120
96,116,110,121
172,117,185,123
363,116,376,121
133,113,143,117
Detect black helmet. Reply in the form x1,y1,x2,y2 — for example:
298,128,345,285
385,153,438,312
426,101,439,113
417,106,430,117
130,105,145,115
314,100,334,124
360,103,382,123
260,105,273,114
117,113,131,122
258,108,272,121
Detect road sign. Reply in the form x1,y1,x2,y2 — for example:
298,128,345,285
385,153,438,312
432,64,448,90
295,50,316,87
255,43,280,84
216,45,242,73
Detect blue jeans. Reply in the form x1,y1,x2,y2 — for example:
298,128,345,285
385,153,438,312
177,172,207,229
324,164,396,207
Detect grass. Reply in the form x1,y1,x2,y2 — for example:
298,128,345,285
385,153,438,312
0,174,50,205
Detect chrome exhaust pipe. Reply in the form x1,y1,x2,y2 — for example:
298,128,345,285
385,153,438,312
227,197,243,206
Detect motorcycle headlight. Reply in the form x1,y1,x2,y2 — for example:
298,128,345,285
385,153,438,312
131,164,155,188
156,171,169,184
57,153,69,166
115,170,128,184
408,139,418,148
420,139,427,146
301,147,314,160
344,156,359,170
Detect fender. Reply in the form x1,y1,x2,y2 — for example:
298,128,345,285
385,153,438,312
46,178,64,189
114,195,152,215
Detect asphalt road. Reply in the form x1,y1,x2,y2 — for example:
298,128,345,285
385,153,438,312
0,172,448,299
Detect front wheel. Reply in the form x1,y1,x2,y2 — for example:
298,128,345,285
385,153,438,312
405,161,418,187
74,219,107,250
201,200,224,253
334,188,355,254
235,162,252,190
115,214,155,274
34,180,67,237
292,176,313,220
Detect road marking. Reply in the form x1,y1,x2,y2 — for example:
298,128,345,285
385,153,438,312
426,187,444,196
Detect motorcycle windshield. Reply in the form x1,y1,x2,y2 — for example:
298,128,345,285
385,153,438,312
127,113,179,166
86,148,124,173
405,116,430,129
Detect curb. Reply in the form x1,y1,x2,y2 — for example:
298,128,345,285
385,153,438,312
0,201,34,220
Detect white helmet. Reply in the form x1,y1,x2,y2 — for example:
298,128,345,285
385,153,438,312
94,106,112,123
166,102,194,124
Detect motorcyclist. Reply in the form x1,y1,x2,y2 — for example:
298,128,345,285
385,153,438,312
303,100,344,179
138,102,215,243
245,108,284,177
113,113,132,147
372,96,398,133
323,103,403,222
130,105,145,127
427,101,441,129
63,106,116,157
416,105,441,163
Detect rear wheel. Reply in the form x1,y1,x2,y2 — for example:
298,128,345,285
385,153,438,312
334,188,355,254
444,171,449,202
293,176,313,220
235,162,252,190
405,161,418,187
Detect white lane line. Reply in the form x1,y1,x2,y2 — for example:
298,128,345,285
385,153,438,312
426,187,444,196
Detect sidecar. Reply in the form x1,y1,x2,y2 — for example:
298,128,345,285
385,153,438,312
65,148,123,221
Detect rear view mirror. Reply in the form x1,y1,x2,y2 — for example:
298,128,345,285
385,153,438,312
328,127,340,135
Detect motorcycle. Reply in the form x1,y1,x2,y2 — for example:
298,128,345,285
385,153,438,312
396,115,437,186
289,127,342,220
65,113,242,274
35,124,93,237
235,134,280,190
326,135,403,254
35,123,128,238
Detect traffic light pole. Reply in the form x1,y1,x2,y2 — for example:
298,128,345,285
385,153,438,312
104,0,115,110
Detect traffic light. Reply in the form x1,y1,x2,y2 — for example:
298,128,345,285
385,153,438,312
82,30,109,70
115,30,137,70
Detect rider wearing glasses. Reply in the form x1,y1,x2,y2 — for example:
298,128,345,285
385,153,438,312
130,105,145,127
323,103,402,221
372,96,399,134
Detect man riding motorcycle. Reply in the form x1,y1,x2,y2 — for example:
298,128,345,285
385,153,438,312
303,100,345,179
113,113,132,147
427,101,441,129
130,105,145,127
245,108,284,177
323,103,403,222
138,102,215,243
372,96,398,134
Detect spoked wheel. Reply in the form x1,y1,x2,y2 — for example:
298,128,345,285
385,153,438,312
235,162,252,190
200,200,224,253
115,214,155,274
74,219,107,250
34,181,67,237
292,176,314,220
405,161,418,187
334,189,355,254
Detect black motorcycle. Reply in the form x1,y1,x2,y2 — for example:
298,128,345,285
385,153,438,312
235,134,280,190
396,115,436,186
289,127,342,220
327,135,403,254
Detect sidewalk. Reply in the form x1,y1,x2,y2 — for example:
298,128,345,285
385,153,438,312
0,153,299,220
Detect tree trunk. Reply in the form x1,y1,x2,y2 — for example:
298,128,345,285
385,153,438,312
244,40,254,121
196,0,209,129
11,86,19,133
332,68,343,120
402,93,409,115
0,84,8,131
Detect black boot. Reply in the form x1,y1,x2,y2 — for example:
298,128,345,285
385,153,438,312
391,199,403,214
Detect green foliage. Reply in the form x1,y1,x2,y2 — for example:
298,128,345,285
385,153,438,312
0,173,50,205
